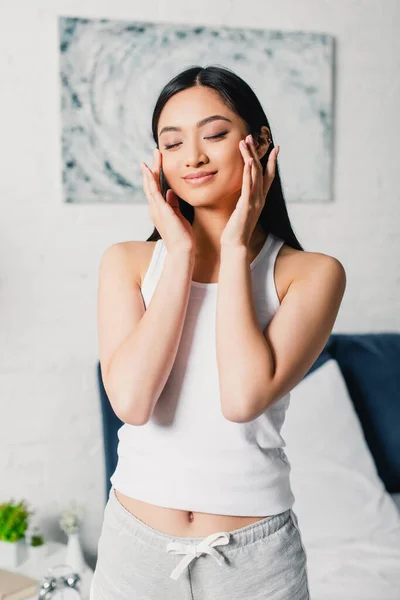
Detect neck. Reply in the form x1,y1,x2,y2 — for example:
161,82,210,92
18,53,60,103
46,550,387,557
191,213,266,259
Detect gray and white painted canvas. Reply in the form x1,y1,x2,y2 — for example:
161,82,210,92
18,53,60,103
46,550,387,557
59,17,334,204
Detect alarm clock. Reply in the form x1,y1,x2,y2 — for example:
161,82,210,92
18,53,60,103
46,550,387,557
37,564,82,599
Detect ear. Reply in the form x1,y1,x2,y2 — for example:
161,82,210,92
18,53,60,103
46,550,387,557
254,126,272,160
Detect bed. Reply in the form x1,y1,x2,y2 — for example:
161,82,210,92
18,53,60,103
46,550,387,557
282,334,400,599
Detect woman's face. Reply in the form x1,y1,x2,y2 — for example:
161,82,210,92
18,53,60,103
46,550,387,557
157,86,251,209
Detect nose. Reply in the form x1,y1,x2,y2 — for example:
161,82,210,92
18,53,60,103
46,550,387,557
184,138,209,168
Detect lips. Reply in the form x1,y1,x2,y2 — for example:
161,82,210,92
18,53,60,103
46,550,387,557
183,171,217,180
183,173,216,185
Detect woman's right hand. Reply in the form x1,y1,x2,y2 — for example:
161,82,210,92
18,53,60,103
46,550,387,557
140,148,195,255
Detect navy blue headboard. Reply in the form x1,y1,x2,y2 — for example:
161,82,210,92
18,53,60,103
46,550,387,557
97,361,124,500
97,333,400,502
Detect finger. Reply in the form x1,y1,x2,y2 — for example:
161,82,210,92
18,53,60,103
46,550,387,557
240,140,258,192
149,152,164,201
145,163,170,209
245,136,264,197
263,146,279,196
245,136,262,171
152,148,161,183
140,162,158,207
144,164,160,198
239,158,253,207
239,139,252,161
166,188,179,210
140,163,151,201
246,139,260,194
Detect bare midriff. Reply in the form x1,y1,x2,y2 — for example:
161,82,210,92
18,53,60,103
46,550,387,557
114,489,268,537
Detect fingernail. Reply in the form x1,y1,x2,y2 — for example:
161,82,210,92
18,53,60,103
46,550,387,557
248,134,253,144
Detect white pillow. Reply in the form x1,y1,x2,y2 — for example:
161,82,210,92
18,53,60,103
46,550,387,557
281,358,400,548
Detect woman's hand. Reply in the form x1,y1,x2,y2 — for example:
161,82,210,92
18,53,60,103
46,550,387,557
220,135,280,248
140,149,195,254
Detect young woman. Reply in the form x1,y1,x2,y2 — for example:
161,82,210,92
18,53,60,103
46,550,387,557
91,65,346,599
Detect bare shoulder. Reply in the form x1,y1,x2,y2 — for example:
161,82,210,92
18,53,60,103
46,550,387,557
276,243,346,304
101,240,158,288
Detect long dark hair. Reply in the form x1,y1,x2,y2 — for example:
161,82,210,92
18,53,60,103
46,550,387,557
146,64,304,251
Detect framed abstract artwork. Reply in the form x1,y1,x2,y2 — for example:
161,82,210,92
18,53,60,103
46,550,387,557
59,17,334,204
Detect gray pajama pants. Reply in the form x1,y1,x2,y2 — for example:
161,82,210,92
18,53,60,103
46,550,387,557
90,486,310,599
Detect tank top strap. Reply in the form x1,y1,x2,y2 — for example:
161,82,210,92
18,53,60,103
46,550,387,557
141,235,284,298
266,234,285,311
140,239,164,294
268,234,285,261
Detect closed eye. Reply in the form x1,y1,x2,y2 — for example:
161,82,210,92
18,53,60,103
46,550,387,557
164,132,228,150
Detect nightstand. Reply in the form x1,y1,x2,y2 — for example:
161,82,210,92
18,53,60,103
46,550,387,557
10,541,93,600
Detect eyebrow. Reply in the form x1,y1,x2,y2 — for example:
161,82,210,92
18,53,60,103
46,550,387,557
158,114,233,137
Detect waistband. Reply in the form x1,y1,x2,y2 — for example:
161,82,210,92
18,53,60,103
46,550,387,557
107,487,293,581
107,486,291,551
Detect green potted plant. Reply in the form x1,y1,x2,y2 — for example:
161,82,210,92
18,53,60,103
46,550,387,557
0,497,32,568
26,522,47,562
31,531,44,547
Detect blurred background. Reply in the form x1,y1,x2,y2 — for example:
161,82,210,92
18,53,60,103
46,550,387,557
0,0,399,575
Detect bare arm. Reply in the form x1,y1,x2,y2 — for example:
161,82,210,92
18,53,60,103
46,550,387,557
216,247,346,422
97,242,194,425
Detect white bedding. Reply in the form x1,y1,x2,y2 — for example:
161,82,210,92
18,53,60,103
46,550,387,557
391,492,400,513
281,359,400,599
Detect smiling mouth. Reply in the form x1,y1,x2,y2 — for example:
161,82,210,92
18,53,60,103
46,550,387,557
183,173,216,184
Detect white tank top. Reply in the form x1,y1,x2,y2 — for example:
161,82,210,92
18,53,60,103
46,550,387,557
110,233,295,516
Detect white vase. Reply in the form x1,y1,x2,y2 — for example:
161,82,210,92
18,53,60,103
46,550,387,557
65,532,86,575
0,538,27,568
29,542,48,562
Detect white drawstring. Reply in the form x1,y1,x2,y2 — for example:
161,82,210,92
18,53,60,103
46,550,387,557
166,531,231,580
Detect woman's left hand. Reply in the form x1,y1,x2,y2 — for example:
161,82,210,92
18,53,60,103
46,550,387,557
220,134,280,248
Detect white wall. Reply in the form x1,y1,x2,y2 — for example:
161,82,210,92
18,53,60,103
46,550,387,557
1,0,399,567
